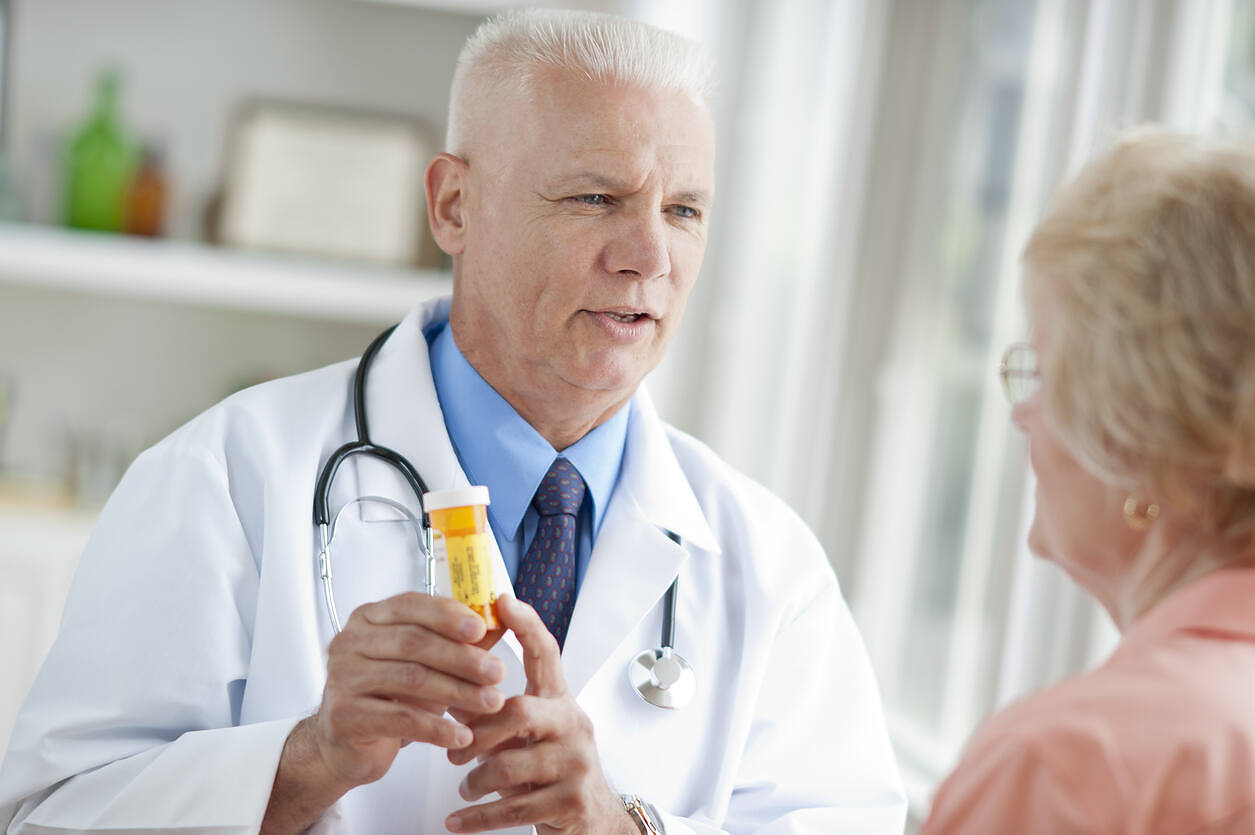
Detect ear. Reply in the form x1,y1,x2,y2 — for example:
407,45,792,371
426,152,469,256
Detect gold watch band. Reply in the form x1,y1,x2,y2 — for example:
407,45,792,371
620,793,662,834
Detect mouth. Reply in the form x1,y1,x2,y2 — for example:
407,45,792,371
585,307,660,341
593,307,659,324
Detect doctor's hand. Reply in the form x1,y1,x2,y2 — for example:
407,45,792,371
444,595,637,835
262,592,507,834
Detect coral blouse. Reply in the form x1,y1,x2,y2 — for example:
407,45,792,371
923,567,1255,834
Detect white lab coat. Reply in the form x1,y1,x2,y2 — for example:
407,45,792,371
0,297,905,834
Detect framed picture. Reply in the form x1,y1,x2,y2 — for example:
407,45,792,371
217,100,441,267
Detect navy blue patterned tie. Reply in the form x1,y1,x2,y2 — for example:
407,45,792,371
515,457,585,649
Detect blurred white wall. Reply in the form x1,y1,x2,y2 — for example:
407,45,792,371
0,285,376,488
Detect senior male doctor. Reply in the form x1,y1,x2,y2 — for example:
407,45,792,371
0,9,903,835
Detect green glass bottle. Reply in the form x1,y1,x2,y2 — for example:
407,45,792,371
64,70,137,232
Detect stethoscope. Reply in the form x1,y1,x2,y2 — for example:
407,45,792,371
313,325,696,710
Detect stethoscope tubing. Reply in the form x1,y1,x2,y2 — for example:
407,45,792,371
662,532,681,650
313,325,432,528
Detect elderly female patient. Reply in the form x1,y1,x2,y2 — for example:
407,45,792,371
923,128,1255,833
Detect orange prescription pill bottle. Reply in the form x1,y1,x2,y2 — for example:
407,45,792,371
423,486,498,629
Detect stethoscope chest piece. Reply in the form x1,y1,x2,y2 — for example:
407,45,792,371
629,530,695,710
629,646,696,710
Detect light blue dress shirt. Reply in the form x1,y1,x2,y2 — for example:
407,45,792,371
426,322,629,594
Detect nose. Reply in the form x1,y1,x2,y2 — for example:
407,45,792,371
604,210,670,280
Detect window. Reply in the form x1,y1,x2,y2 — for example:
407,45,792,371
657,0,1246,821
1222,0,1255,128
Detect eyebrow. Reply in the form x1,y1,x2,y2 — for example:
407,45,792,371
551,172,625,191
548,172,712,207
671,190,711,207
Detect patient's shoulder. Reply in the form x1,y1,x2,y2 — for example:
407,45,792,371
927,643,1255,835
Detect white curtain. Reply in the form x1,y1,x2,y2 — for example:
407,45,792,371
646,0,1241,818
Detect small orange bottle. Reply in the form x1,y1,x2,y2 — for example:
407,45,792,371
423,486,498,629
124,145,167,237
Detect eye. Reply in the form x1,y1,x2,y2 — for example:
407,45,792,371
671,205,701,220
575,194,611,206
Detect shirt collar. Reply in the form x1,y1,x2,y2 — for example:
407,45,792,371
1122,565,1255,648
427,322,628,540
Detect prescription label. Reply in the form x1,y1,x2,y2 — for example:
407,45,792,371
445,533,496,608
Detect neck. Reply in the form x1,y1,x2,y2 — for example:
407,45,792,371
1106,528,1255,631
451,336,632,453
490,374,630,451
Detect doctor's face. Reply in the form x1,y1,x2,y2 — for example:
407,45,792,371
448,69,715,421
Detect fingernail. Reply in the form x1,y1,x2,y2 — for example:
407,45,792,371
461,618,481,639
482,688,503,710
482,656,504,679
454,725,473,748
446,814,464,832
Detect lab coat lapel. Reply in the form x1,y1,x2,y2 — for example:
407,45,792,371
351,297,522,664
561,390,719,700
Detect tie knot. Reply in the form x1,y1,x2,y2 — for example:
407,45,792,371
532,457,586,518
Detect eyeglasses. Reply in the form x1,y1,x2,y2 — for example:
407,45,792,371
999,342,1040,405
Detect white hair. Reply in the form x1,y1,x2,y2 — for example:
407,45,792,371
445,8,714,154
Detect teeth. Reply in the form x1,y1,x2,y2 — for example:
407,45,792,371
605,312,641,323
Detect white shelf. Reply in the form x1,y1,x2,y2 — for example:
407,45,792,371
0,223,452,325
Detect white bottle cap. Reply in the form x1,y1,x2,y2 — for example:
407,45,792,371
422,485,491,511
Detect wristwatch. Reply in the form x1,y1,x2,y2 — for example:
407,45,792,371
620,793,664,834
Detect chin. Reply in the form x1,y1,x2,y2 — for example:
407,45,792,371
567,352,651,394
1026,518,1052,561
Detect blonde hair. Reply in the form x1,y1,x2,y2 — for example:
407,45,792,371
1022,127,1255,541
445,8,713,155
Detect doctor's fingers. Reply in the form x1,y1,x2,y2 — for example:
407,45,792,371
318,695,473,753
446,693,588,766
352,591,489,643
328,656,506,716
495,595,568,698
335,620,506,687
457,740,575,802
447,784,562,833
448,780,616,834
